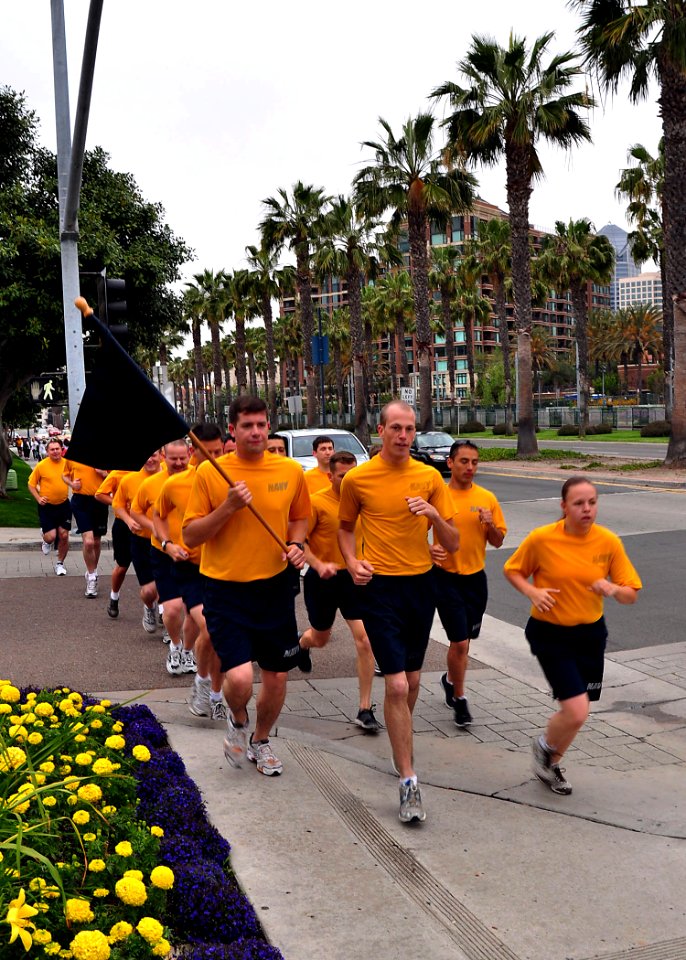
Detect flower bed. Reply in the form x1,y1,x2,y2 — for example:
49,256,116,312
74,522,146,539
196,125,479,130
0,681,283,959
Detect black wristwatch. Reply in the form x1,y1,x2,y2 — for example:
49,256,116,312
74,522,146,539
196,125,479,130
286,540,304,551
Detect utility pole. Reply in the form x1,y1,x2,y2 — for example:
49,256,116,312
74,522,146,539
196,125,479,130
50,0,103,424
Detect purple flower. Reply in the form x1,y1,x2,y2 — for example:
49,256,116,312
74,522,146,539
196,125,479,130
175,942,284,960
170,862,261,943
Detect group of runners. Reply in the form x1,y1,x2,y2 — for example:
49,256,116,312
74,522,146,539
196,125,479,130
28,396,641,824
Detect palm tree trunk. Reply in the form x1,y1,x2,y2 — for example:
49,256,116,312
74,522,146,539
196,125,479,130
296,246,317,426
397,320,409,387
192,318,205,422
665,293,686,466
493,274,514,434
234,317,248,395
407,199,433,430
334,344,344,423
364,319,375,408
440,282,456,400
261,293,278,424
347,264,370,445
210,321,224,432
507,146,538,455
463,309,476,396
571,282,590,439
388,330,397,394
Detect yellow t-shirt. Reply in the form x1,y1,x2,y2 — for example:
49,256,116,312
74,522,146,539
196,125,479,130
183,452,311,583
113,468,159,540
63,461,104,497
338,455,456,576
132,471,170,549
503,519,642,626
308,486,362,568
28,457,69,505
156,466,201,565
95,469,129,500
304,467,331,497
435,483,507,576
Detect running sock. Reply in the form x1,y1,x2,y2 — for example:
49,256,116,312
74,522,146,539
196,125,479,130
209,690,223,703
196,673,210,683
170,642,182,653
401,775,418,786
539,736,555,754
110,591,120,600
158,604,165,615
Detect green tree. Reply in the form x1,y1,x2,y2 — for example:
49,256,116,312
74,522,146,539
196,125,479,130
260,182,330,425
433,32,593,455
610,304,662,400
224,269,259,397
574,0,686,464
453,252,492,397
373,271,416,390
537,219,614,437
476,218,515,433
325,307,351,420
429,247,461,402
354,114,476,429
191,268,228,432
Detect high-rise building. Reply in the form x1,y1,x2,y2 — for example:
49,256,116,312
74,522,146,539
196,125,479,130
597,223,639,311
617,271,663,310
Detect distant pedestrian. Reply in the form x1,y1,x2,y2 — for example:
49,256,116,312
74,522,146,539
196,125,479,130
504,476,642,796
22,439,30,459
27,439,71,575
303,435,334,496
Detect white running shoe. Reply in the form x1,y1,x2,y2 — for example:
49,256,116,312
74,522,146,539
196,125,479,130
188,676,211,717
54,561,67,576
180,649,197,674
142,605,157,633
85,573,98,598
166,645,183,676
41,540,51,555
211,699,228,722
223,712,249,768
247,736,283,776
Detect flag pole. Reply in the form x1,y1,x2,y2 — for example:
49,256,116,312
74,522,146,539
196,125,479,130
74,297,289,553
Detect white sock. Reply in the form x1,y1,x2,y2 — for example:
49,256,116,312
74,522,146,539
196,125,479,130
401,775,418,786
196,673,210,683
210,690,223,703
158,604,164,615
110,591,119,600
170,642,182,653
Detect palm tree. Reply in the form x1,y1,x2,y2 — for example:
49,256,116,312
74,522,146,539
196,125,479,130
574,0,686,464
610,305,662,401
245,244,295,424
453,253,492,397
274,312,302,405
432,32,594,455
325,307,351,422
260,182,330,425
182,284,206,422
191,269,229,432
476,218,515,433
373,271,416,390
315,195,398,444
223,269,258,396
220,335,235,407
245,325,267,397
354,114,476,430
429,247,461,403
536,219,615,437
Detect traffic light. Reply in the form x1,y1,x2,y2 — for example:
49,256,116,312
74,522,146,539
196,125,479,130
96,273,129,346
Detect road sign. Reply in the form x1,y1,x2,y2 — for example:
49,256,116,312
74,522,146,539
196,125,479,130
400,387,415,405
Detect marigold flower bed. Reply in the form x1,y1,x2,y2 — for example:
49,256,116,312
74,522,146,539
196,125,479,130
0,681,283,959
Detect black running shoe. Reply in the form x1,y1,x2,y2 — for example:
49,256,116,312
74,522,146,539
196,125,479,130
107,598,119,619
297,643,312,674
440,672,454,707
453,697,472,727
354,707,382,732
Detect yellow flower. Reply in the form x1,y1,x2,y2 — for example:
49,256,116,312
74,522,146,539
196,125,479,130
60,765,73,775
104,735,125,751
40,761,55,773
0,745,27,771
90,719,103,729
75,753,92,766
112,722,123,733
42,795,57,807
88,859,106,873
73,810,90,825
136,917,163,944
33,929,53,945
45,944,61,956
149,866,174,890
114,877,146,906
34,702,54,717
92,889,109,898
91,758,116,776
0,684,21,702
101,805,116,815
108,921,133,942
77,784,102,803
8,724,28,739
0,703,12,714
114,841,132,857
29,878,46,892
123,869,143,880
69,692,83,703
70,929,110,960
88,705,106,714
4,887,38,950
65,899,94,924
7,792,30,814
33,772,46,785
43,887,60,900
99,699,111,708
27,731,43,745
83,833,97,842
64,776,81,791
132,745,151,762
150,825,164,837
74,734,87,743
67,794,78,806
152,939,171,957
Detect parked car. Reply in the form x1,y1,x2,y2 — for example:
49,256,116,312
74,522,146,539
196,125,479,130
275,428,370,471
409,431,454,475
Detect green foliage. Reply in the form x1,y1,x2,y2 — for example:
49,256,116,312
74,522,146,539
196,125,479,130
587,423,614,435
475,353,505,405
557,425,580,436
491,423,515,435
611,459,663,471
462,419,485,432
0,456,36,527
640,420,672,437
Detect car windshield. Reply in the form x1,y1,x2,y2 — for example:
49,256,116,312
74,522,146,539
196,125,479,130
292,434,367,458
415,433,452,449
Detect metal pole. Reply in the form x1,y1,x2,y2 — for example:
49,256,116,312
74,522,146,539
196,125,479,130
318,309,326,428
51,0,85,423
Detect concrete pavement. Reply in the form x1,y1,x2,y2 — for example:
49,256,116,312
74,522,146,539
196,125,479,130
3,530,686,959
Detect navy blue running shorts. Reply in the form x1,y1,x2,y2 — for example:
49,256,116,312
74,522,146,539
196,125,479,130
70,493,108,537
111,517,131,569
202,567,300,673
38,500,72,534
432,565,488,643
304,567,364,631
360,571,435,675
150,546,182,603
130,534,154,587
175,560,204,612
525,616,608,702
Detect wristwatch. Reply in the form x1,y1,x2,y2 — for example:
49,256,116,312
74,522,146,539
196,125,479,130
286,540,304,551
161,540,173,552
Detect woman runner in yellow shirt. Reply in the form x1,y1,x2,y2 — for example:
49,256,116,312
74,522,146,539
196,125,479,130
504,476,641,796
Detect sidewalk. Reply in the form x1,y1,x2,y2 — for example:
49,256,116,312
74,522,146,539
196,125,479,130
4,528,686,959
98,623,686,960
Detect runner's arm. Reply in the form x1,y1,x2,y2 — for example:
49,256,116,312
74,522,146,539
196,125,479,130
183,481,251,548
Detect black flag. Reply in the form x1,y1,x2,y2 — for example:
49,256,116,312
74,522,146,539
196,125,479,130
66,314,190,470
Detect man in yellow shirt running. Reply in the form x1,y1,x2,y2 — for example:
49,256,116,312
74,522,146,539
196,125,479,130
430,440,507,728
28,439,71,576
184,396,310,777
303,435,334,496
338,400,458,824
62,459,109,597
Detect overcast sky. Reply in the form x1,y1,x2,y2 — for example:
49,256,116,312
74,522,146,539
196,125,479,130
2,0,663,287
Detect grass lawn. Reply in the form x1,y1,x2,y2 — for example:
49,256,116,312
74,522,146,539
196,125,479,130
456,429,668,442
0,456,39,527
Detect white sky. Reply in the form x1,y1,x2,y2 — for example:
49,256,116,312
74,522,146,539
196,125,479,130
2,1,663,289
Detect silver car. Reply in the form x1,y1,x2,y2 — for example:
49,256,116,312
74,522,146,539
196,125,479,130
275,428,370,471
